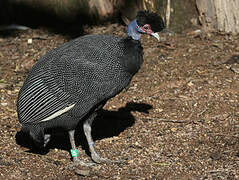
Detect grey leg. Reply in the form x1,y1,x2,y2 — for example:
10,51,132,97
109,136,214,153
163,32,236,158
83,113,121,164
68,130,95,166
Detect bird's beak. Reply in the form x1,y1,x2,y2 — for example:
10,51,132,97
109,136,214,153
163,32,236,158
151,32,160,41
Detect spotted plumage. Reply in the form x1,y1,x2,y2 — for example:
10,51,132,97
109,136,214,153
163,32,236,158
17,11,165,165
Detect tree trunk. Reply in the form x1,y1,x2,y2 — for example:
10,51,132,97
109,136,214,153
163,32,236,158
196,0,239,34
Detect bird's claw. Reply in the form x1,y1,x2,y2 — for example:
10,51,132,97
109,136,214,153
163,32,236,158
74,160,95,167
67,157,95,168
91,153,123,164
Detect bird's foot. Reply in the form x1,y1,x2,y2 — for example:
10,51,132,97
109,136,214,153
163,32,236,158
91,152,123,164
69,149,95,167
67,158,95,170
73,157,95,167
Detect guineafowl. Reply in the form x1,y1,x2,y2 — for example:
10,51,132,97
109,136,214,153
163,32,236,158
17,11,165,165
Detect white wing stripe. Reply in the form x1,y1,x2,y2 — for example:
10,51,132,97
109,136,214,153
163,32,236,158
18,71,74,123
40,104,75,122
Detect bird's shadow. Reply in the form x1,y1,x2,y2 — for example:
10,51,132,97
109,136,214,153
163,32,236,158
15,102,152,156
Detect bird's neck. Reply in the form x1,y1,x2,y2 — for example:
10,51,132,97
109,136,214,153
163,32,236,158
120,37,143,75
127,19,141,41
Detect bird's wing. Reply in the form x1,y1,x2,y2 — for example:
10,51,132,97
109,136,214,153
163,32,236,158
18,66,130,124
17,35,131,124
47,54,132,119
17,70,75,124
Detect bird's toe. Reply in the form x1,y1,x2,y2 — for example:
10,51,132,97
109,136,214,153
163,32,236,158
72,157,95,167
91,153,123,164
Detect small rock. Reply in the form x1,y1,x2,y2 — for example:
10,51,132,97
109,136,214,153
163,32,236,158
135,141,140,146
1,102,8,106
74,169,91,176
27,38,32,44
212,43,223,49
178,95,190,100
128,159,134,164
210,152,221,160
187,29,202,36
187,81,194,87
0,83,8,89
230,64,239,74
155,108,163,113
168,80,185,88
188,48,193,53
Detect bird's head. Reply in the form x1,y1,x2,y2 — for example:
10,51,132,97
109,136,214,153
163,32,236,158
127,11,165,41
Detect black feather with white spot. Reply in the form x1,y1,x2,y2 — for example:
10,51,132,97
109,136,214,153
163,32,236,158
17,11,165,159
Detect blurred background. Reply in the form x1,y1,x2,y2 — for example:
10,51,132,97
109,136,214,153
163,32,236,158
0,0,238,34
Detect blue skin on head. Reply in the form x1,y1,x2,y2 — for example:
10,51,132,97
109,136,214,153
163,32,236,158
127,19,145,40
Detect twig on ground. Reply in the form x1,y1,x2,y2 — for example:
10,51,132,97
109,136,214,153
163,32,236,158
209,133,239,138
207,167,233,173
142,117,189,123
197,108,208,117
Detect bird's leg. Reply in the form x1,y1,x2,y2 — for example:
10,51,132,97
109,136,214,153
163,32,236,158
68,130,95,166
83,113,121,164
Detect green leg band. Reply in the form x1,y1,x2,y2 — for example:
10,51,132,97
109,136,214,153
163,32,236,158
71,149,79,157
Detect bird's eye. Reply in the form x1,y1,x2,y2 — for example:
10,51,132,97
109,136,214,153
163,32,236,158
143,24,151,31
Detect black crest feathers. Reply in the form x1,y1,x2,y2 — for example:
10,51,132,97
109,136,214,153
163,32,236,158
136,11,165,32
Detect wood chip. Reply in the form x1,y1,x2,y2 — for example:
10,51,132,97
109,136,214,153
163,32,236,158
74,169,91,176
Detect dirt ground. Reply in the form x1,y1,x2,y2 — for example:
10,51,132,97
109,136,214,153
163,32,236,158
0,23,239,179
